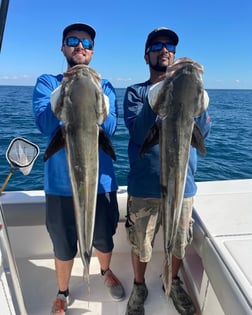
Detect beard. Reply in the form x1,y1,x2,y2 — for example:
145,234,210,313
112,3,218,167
66,55,89,68
150,63,167,72
149,57,168,72
67,58,78,68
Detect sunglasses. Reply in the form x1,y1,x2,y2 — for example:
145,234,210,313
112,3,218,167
64,36,94,50
146,42,176,54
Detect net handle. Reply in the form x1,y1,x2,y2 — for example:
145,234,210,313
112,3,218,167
0,170,13,195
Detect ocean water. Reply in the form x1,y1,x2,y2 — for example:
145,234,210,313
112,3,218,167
0,86,252,192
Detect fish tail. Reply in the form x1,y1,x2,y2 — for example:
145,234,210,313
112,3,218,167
82,265,91,303
162,257,172,297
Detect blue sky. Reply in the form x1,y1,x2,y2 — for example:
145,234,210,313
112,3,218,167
0,0,251,89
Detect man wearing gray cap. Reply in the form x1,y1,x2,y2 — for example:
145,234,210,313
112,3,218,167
33,22,125,315
123,27,211,315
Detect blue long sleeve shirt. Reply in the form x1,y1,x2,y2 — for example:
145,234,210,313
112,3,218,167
123,80,211,198
33,73,118,196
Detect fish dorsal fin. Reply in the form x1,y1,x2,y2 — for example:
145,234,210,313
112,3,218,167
99,127,116,161
43,127,66,161
139,120,160,156
191,123,206,156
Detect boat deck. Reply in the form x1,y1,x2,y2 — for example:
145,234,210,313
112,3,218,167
1,179,252,314
11,224,181,315
17,252,179,315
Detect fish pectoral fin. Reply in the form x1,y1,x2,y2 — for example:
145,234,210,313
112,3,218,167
43,126,66,162
139,121,160,156
98,127,117,161
191,123,206,156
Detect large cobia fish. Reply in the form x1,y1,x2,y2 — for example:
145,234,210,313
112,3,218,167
141,57,208,296
44,65,116,291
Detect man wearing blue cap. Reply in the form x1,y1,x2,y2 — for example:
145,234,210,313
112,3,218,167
123,27,211,315
33,22,125,315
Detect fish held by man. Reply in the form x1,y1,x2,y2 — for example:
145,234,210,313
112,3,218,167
141,57,208,296
44,64,116,291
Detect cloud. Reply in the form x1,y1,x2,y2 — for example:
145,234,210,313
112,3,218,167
0,74,36,85
115,77,132,82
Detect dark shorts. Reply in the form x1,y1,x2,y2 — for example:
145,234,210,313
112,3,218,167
46,192,119,261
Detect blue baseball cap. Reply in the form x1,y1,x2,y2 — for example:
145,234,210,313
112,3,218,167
145,27,179,53
62,23,96,43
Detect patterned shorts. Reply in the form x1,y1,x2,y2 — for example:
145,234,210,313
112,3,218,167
125,196,194,262
125,196,161,262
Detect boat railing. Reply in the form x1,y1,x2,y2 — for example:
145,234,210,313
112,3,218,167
0,203,28,315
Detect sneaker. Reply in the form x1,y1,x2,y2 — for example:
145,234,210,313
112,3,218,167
103,269,125,301
169,277,196,315
125,282,148,315
50,293,69,315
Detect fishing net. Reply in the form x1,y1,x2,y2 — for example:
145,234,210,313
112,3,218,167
5,137,40,175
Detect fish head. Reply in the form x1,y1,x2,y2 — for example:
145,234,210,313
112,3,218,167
164,57,207,118
53,65,107,125
150,57,207,119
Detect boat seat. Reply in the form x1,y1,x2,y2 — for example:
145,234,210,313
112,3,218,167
191,179,252,314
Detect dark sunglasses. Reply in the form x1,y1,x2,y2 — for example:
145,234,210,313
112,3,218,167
146,42,176,54
64,36,94,50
